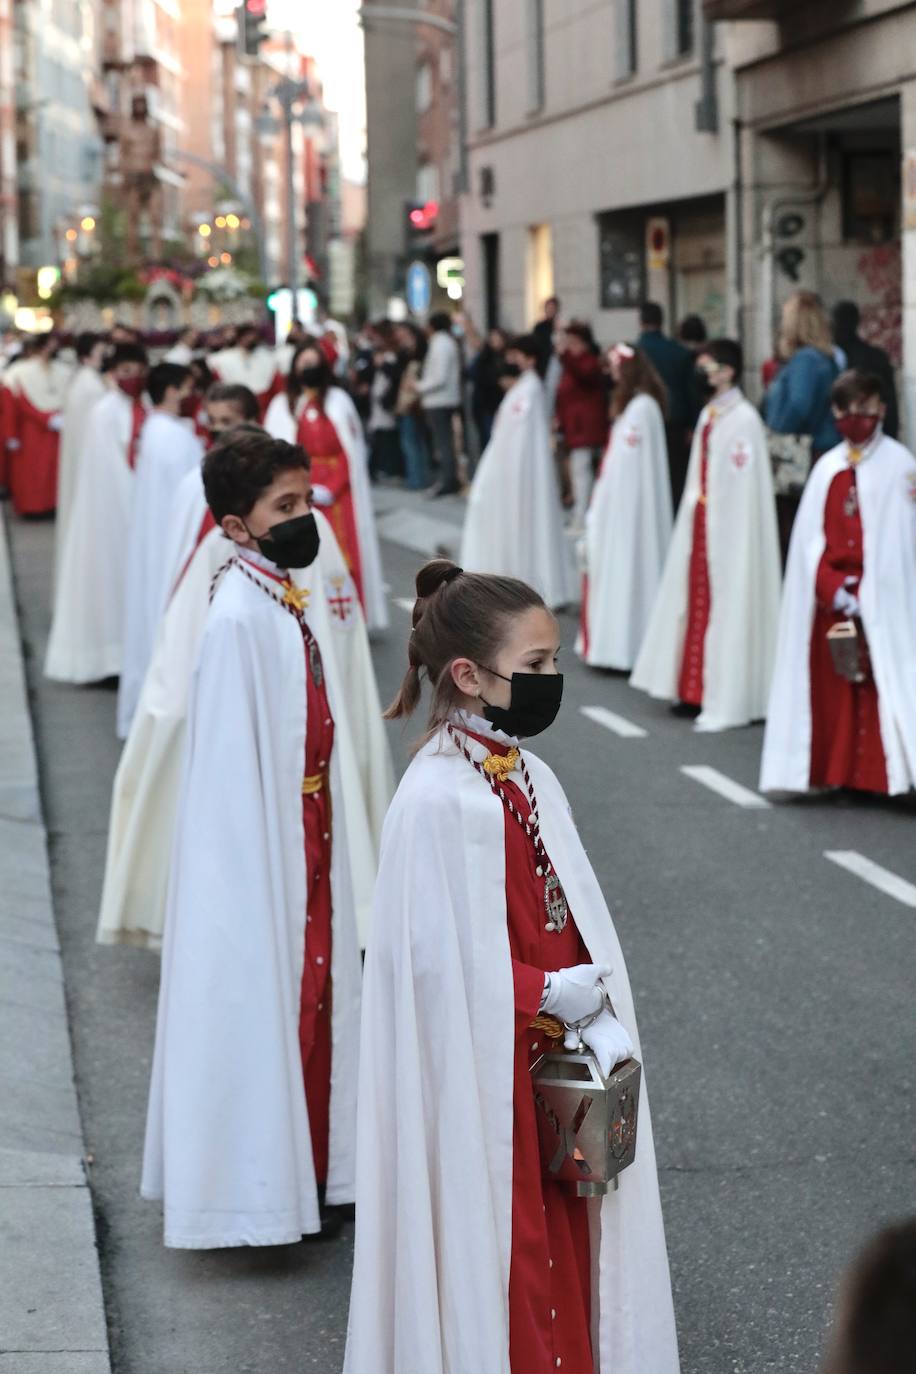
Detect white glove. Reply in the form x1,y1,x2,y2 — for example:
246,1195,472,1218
311,483,334,508
578,1010,634,1077
5,437,20,450
47,413,63,433
833,585,860,618
541,963,612,1024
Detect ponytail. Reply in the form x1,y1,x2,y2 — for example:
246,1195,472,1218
384,558,546,736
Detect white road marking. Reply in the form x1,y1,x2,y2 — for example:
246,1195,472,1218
393,597,414,613
680,765,771,810
824,850,916,909
580,705,647,740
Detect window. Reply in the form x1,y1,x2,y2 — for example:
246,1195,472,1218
526,0,545,113
615,0,637,80
597,210,646,310
416,61,432,114
480,0,496,129
676,0,695,56
842,150,898,244
663,0,694,62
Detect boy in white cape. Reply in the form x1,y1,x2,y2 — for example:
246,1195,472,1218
116,362,203,739
631,338,782,731
461,334,577,610
345,560,679,1374
142,430,362,1246
760,368,916,795
45,343,148,684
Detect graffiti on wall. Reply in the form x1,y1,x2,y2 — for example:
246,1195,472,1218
856,243,901,367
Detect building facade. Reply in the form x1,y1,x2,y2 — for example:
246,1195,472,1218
459,0,734,339
0,0,17,289
14,0,103,270
710,0,912,418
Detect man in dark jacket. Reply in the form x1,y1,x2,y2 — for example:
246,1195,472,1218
831,300,899,439
637,301,695,509
533,296,560,378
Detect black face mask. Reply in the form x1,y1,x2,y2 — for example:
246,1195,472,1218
501,361,521,379
248,512,320,570
296,365,325,389
479,668,564,739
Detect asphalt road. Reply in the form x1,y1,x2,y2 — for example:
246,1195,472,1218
8,508,916,1374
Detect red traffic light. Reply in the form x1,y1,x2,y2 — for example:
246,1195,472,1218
408,200,439,232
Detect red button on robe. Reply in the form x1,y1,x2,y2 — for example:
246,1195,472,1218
809,466,887,793
461,729,594,1374
10,392,59,516
677,413,714,706
296,405,364,611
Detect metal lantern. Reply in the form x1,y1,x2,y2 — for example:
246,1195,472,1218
532,1051,641,1197
827,618,869,684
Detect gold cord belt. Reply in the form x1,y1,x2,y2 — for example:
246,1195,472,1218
530,1013,565,1039
301,772,326,795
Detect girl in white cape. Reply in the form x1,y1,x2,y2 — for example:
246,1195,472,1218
577,344,672,670
264,341,388,631
344,559,680,1374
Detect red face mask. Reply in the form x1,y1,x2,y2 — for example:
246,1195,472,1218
179,393,198,418
116,375,145,399
836,412,880,447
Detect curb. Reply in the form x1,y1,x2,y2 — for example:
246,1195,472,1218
0,506,111,1373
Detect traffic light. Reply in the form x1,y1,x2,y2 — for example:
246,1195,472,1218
404,199,439,251
237,0,267,57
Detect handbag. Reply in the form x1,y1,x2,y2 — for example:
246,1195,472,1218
767,429,812,496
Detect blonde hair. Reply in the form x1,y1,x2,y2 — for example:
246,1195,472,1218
779,290,834,359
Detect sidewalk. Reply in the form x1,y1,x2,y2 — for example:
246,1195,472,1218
0,509,110,1373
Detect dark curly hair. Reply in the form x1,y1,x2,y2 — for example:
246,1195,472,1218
203,430,311,524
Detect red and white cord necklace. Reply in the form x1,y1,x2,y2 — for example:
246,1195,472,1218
446,722,569,934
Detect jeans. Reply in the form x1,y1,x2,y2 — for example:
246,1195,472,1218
369,427,402,481
398,413,430,490
424,407,458,492
568,446,598,530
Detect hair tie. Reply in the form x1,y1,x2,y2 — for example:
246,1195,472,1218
441,565,463,586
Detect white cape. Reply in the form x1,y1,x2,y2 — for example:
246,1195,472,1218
266,387,389,632
578,393,672,670
141,553,362,1246
97,513,393,951
344,727,680,1374
45,389,139,683
760,435,916,794
116,412,203,739
54,366,108,599
209,345,277,395
461,369,577,609
631,394,782,730
159,465,210,602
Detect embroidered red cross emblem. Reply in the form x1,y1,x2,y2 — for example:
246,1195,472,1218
327,578,353,621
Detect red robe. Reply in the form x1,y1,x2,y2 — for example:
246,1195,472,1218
10,392,60,516
239,555,336,1184
0,383,16,489
461,728,594,1374
677,412,714,705
296,405,364,611
809,466,888,793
